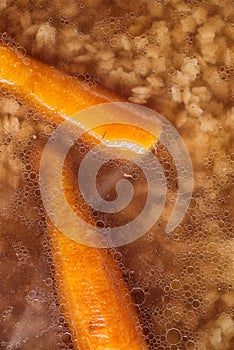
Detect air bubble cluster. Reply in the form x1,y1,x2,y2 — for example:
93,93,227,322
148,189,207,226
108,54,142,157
0,92,72,348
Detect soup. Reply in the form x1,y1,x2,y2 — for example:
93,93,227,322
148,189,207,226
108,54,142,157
0,0,233,349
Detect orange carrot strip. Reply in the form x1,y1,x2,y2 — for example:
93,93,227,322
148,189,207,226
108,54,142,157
0,44,148,349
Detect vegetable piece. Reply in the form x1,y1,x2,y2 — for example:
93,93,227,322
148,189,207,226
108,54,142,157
0,44,150,349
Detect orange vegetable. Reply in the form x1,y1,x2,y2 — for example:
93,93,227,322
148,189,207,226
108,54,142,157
0,44,151,349
0,44,156,149
50,224,145,350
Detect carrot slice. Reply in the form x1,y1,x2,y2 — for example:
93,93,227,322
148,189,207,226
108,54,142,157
0,45,118,115
51,225,145,349
0,44,156,149
0,44,150,349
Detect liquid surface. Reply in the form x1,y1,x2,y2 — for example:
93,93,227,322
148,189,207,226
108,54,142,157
0,1,233,349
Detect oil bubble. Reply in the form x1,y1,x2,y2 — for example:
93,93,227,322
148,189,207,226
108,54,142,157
130,287,146,305
166,328,182,344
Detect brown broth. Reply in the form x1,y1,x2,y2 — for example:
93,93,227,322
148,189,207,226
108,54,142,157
0,0,233,349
